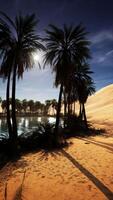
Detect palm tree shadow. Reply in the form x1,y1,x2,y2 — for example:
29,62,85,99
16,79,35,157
38,149,62,161
61,149,113,200
90,140,113,148
12,171,26,200
78,137,113,153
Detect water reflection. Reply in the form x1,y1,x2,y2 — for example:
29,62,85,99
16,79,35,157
0,116,56,139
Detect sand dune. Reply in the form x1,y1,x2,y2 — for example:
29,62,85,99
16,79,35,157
86,84,113,122
85,84,113,135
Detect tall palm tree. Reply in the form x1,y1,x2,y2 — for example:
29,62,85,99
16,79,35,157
44,24,90,135
22,99,28,113
78,79,95,128
0,12,44,140
35,101,41,113
74,63,95,127
28,100,35,113
0,23,14,138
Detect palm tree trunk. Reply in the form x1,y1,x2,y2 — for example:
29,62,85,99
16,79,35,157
79,103,82,119
54,83,63,136
82,103,88,129
67,92,71,116
12,65,17,139
64,91,67,128
70,103,72,114
6,71,13,140
74,102,76,115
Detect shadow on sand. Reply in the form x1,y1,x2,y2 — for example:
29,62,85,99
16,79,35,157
36,148,113,200
61,149,113,200
1,147,113,200
37,149,62,161
78,137,113,153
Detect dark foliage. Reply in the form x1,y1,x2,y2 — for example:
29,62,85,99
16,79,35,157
18,122,66,151
64,114,105,137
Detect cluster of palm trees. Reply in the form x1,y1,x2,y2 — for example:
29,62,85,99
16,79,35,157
0,98,45,114
0,12,95,143
44,24,95,134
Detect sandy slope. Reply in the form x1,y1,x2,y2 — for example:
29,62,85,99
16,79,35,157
86,84,113,122
85,84,113,135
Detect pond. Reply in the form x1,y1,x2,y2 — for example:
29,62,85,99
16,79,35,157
0,116,56,139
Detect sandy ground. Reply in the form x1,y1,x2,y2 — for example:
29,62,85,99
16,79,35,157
0,133,113,200
0,84,113,200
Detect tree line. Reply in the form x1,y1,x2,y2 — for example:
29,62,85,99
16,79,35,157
0,98,57,115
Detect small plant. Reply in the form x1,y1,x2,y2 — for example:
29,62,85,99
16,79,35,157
19,121,66,151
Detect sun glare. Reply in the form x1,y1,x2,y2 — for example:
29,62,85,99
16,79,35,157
33,52,40,62
32,51,43,66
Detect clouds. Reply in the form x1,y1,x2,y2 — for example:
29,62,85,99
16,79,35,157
0,0,113,100
88,29,113,90
90,30,113,65
92,49,113,64
98,50,113,63
90,30,113,45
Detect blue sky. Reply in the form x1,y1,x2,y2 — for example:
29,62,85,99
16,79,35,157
0,0,113,102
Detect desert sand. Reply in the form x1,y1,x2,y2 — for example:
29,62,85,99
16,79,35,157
86,84,113,135
0,84,113,200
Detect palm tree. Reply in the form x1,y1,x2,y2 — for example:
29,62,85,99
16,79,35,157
45,100,52,115
0,12,44,140
75,63,95,127
1,100,7,113
79,79,95,128
0,29,14,138
44,24,90,136
51,99,57,115
22,99,28,113
0,97,2,113
35,101,41,114
40,103,45,115
15,99,22,113
28,100,35,113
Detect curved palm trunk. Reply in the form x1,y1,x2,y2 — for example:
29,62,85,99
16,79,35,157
6,71,13,140
74,102,76,115
12,65,17,139
54,83,63,136
82,103,88,129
